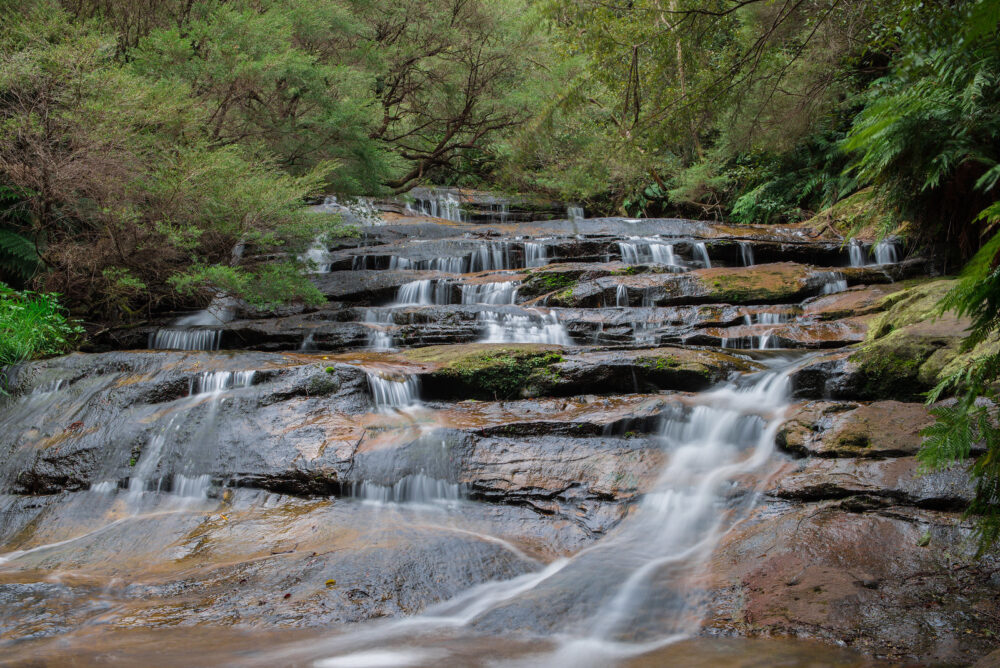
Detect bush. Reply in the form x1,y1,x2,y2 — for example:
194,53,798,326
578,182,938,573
0,283,84,369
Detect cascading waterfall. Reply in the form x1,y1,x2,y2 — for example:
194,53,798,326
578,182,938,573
567,205,585,221
366,373,420,409
524,242,549,268
308,364,795,666
478,310,571,345
739,242,755,266
189,370,256,396
693,242,712,268
873,240,899,265
149,329,221,351
817,271,848,294
617,238,681,268
301,236,331,272
149,296,234,351
849,240,866,268
461,282,519,305
351,473,466,504
396,279,451,306
850,239,900,266
362,309,394,350
616,284,629,307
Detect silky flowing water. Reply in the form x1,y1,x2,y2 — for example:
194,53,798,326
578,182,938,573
0,206,913,666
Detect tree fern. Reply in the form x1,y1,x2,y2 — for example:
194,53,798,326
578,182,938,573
0,228,40,284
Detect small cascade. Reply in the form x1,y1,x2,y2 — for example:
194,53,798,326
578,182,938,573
739,242,755,266
150,297,234,351
189,370,255,396
362,309,394,350
693,242,712,268
850,238,900,266
615,284,629,307
149,329,221,351
396,279,451,306
524,243,549,268
301,236,331,272
617,238,681,269
367,373,420,409
351,473,466,504
469,242,512,272
461,282,519,305
751,311,791,325
407,189,466,222
171,474,212,499
318,195,382,226
873,239,899,265
567,205,584,221
300,332,316,351
816,271,848,294
849,240,866,268
478,310,571,345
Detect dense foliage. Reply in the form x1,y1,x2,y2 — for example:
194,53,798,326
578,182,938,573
0,0,536,321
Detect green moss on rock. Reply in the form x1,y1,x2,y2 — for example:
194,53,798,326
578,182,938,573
404,343,564,399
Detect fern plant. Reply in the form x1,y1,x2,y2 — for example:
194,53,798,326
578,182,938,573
0,185,41,287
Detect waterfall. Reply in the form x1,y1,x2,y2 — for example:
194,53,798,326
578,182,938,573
693,242,711,268
411,191,465,223
351,473,466,504
618,238,681,268
753,312,790,325
478,310,571,345
189,370,255,396
739,242,755,266
873,240,899,265
149,329,221,351
396,280,451,306
616,284,629,307
461,282,519,305
524,243,549,268
849,240,865,268
366,373,420,409
567,205,585,221
817,271,848,294
850,239,900,266
300,332,316,351
150,296,234,351
301,236,331,273
309,365,794,665
362,309,394,350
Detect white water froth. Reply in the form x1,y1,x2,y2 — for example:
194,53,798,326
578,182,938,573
461,282,519,305
618,238,681,268
693,242,711,268
362,309,394,350
524,242,549,268
850,239,900,266
189,370,255,396
367,373,420,410
149,328,221,351
306,366,794,666
739,242,755,266
478,310,571,345
396,280,451,306
351,473,465,505
567,205,585,221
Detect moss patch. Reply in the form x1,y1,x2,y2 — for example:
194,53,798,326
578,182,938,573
405,344,564,399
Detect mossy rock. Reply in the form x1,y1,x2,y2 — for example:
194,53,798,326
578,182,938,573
847,279,973,400
404,343,564,400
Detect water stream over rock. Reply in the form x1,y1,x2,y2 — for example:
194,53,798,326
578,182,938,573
2,201,996,666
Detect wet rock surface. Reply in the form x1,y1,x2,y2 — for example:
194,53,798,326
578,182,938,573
4,208,998,664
